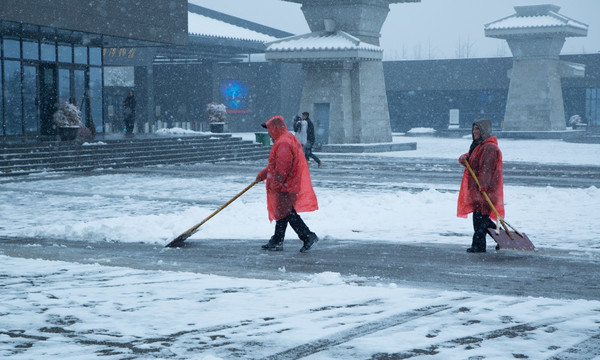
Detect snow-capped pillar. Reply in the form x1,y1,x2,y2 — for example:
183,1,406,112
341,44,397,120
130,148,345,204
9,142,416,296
485,5,588,131
270,0,417,144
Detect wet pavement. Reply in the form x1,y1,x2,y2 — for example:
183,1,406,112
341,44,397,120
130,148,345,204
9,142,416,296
1,235,598,301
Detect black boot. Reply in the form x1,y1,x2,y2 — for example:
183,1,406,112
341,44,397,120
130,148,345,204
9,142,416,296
287,210,319,252
262,215,289,251
300,233,319,253
261,236,283,251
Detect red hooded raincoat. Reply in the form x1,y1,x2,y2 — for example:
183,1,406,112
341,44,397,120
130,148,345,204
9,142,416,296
257,116,318,221
457,136,504,220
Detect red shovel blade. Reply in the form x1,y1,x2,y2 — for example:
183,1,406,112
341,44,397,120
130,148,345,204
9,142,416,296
488,228,535,251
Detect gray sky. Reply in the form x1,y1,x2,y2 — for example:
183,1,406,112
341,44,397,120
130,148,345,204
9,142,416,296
193,0,600,60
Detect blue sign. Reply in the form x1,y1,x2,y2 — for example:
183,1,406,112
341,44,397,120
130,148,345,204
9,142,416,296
220,80,250,113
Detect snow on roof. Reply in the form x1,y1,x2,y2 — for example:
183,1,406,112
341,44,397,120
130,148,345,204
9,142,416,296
187,12,277,42
267,31,381,52
265,31,382,62
485,5,588,38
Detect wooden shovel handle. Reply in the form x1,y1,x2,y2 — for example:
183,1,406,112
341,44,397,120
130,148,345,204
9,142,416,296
185,179,261,235
464,160,514,239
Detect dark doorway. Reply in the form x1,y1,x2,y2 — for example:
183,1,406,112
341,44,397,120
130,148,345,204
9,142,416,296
314,103,330,144
39,64,57,135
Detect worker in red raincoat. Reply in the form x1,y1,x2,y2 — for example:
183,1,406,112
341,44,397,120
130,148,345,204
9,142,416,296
457,119,504,253
256,115,319,252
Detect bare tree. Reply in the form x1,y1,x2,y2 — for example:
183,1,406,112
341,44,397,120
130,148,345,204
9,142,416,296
412,43,423,60
495,44,508,57
455,35,477,58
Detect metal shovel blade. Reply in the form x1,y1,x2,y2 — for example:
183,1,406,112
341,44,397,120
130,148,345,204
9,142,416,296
488,228,535,251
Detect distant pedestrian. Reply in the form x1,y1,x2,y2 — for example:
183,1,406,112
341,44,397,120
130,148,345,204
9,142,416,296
256,115,319,252
293,115,307,146
457,119,504,253
302,112,322,168
123,90,135,135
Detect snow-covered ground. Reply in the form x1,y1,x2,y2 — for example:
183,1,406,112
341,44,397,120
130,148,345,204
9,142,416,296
1,133,599,359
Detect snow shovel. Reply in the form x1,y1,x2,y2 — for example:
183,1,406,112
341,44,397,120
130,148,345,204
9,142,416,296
464,160,535,251
165,179,261,248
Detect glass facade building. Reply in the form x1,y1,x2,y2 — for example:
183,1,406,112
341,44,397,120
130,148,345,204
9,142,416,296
0,0,187,140
0,21,103,138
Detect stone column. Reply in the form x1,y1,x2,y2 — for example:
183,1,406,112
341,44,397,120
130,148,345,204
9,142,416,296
485,4,587,131
272,0,418,144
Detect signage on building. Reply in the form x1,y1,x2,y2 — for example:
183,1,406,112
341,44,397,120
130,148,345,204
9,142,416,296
102,47,157,66
220,80,250,114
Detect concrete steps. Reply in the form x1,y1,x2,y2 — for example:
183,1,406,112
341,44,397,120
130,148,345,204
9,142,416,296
0,134,270,176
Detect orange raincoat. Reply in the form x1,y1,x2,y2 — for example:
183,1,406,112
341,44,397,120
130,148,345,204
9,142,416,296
457,136,504,220
257,115,318,221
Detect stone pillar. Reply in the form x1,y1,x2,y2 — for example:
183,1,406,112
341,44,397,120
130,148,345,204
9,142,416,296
505,59,566,131
485,4,588,131
299,59,391,144
275,0,416,144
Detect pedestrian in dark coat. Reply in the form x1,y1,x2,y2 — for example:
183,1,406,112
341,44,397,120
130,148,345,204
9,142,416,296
302,112,322,168
256,115,319,252
123,90,136,135
457,119,504,253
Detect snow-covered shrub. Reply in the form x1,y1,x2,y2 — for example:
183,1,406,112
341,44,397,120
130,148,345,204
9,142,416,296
53,101,82,127
206,102,227,123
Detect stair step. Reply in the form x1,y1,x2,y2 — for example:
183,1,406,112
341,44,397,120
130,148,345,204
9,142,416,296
0,135,270,176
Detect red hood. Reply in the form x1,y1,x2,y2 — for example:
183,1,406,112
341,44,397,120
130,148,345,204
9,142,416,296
265,115,287,141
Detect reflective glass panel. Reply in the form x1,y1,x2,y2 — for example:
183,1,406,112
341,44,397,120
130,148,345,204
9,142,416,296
74,46,87,64
41,42,56,61
58,68,70,104
4,61,23,135
0,65,2,136
89,67,103,133
22,40,39,60
3,39,20,58
24,66,38,134
58,44,72,63
89,47,101,65
74,70,86,125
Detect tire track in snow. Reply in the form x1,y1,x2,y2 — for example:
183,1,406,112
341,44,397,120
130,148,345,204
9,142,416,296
545,332,600,360
371,316,569,359
259,304,451,360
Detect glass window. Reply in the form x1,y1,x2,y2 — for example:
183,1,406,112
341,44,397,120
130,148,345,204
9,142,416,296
41,42,56,62
24,66,38,134
89,47,102,65
74,70,86,125
89,67,103,133
0,66,3,136
22,40,39,60
58,44,72,63
74,46,87,64
586,88,599,127
58,68,71,103
4,61,23,135
3,39,20,58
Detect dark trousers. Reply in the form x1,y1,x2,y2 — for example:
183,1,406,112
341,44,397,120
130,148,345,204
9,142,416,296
471,211,497,250
125,115,134,134
273,209,313,243
304,142,321,165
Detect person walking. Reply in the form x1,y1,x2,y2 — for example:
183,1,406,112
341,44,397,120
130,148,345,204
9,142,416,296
457,119,504,253
256,115,320,252
122,90,136,135
293,115,307,146
302,112,322,168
